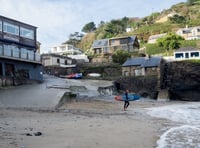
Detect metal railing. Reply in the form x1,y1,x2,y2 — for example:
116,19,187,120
0,47,41,63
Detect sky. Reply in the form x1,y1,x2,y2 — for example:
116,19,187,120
0,0,186,53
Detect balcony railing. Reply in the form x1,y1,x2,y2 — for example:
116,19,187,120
0,47,41,63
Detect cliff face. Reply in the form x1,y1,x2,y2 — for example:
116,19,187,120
166,61,200,101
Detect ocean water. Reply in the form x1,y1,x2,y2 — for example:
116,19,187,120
146,102,200,148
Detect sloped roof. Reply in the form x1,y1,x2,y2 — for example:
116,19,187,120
129,36,137,44
175,47,200,52
122,56,162,68
91,39,108,48
141,56,162,67
91,36,138,48
122,57,145,66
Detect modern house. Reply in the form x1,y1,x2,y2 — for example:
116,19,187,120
51,44,89,63
91,36,140,63
148,33,167,44
174,47,200,60
41,53,76,76
176,26,200,40
0,15,43,86
122,56,162,77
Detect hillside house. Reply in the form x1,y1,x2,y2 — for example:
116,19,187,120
91,36,139,63
148,33,167,44
174,47,200,60
176,26,200,40
51,44,89,63
0,15,43,86
122,56,162,77
41,53,76,76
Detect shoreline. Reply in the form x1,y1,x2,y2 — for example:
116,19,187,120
0,98,178,148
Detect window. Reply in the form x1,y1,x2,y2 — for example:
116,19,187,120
191,52,199,57
20,27,34,40
21,48,28,59
175,53,184,59
120,38,128,44
3,22,19,35
0,21,2,32
57,58,60,63
0,44,2,55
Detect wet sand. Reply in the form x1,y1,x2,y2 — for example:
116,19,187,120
0,99,175,148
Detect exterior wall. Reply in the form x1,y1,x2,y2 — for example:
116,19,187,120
122,66,142,76
92,57,110,63
42,54,73,66
0,58,43,82
145,67,160,76
122,66,160,77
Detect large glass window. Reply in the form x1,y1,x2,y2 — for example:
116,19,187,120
3,45,12,56
0,21,2,32
21,48,28,59
0,44,3,55
20,27,34,40
191,52,199,57
27,50,34,60
12,46,20,58
175,53,184,58
3,22,19,35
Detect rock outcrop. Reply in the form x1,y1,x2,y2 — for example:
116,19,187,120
166,61,200,101
114,76,159,99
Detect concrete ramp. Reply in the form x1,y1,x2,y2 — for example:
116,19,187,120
0,75,114,109
0,75,67,109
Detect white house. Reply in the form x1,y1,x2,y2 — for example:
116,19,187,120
51,44,82,55
174,47,200,60
41,53,75,67
51,44,89,62
176,26,200,40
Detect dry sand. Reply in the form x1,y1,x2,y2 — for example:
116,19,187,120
0,98,174,148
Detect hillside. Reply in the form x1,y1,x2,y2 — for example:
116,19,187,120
78,1,200,53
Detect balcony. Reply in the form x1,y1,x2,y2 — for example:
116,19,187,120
0,47,41,64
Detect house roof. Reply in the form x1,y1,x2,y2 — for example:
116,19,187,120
91,39,108,48
148,33,167,40
141,57,162,67
122,57,145,66
91,36,138,48
122,56,162,68
175,47,200,52
128,36,137,44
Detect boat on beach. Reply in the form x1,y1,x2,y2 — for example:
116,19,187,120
87,73,101,77
60,73,83,79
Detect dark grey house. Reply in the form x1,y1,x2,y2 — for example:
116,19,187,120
0,15,43,85
91,36,140,63
122,56,162,76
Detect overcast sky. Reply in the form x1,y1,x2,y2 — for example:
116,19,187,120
0,0,185,53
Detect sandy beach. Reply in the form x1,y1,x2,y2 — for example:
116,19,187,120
0,98,176,148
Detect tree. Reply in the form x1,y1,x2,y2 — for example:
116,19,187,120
63,32,84,47
112,50,131,64
157,33,184,52
169,15,186,24
187,0,196,5
81,22,96,33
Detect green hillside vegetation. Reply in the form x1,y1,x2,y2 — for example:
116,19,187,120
66,0,200,56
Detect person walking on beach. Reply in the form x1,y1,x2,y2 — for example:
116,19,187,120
124,89,130,111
